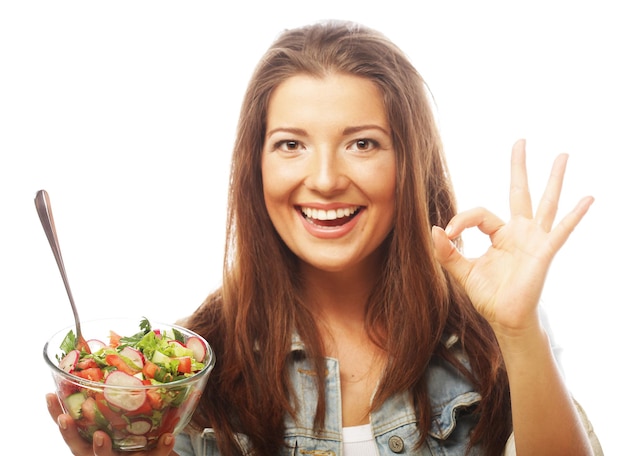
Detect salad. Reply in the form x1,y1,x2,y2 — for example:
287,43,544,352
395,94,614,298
53,318,210,450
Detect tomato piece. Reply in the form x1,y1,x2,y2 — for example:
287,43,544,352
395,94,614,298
105,354,140,375
76,358,98,370
109,330,122,348
81,397,99,424
142,360,161,379
146,389,163,409
175,356,192,374
95,393,127,429
74,367,104,382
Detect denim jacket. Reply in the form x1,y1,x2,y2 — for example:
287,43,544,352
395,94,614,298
175,333,490,455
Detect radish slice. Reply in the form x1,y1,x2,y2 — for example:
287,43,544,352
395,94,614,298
59,349,80,373
86,339,106,352
126,418,152,435
104,371,146,411
186,336,207,362
119,346,144,369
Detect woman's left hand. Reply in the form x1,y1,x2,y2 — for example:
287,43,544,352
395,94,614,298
432,139,594,337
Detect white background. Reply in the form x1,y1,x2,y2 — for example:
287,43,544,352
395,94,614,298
1,1,623,454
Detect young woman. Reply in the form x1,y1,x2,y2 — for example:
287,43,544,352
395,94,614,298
47,20,602,455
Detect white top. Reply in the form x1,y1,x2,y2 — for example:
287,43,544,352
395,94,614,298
343,423,378,456
191,400,603,455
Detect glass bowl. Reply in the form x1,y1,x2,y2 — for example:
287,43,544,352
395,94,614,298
44,317,215,451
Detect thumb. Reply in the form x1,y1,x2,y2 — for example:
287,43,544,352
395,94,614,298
431,225,471,283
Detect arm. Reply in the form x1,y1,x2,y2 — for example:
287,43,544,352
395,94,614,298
432,139,594,455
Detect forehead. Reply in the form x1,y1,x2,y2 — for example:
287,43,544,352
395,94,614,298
266,73,389,129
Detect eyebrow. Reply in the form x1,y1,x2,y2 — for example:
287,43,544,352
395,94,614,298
266,124,390,138
266,127,307,138
342,124,390,136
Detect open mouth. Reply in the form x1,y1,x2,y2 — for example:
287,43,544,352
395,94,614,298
298,205,362,227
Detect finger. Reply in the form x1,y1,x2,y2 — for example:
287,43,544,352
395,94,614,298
510,139,533,218
47,395,113,456
92,430,116,456
46,393,63,422
432,225,472,285
535,153,568,231
152,433,178,456
47,395,177,456
547,196,594,253
56,413,97,455
445,207,506,239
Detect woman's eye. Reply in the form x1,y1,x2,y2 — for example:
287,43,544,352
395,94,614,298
275,140,301,152
351,139,378,151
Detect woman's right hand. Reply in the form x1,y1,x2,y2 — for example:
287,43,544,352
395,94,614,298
46,393,178,456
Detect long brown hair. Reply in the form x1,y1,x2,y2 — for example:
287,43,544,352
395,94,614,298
186,20,511,455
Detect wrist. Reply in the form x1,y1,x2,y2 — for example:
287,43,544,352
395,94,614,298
492,318,549,360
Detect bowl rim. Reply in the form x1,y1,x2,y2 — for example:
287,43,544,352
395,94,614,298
44,317,216,389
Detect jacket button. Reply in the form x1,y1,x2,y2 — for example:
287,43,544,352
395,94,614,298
388,435,404,453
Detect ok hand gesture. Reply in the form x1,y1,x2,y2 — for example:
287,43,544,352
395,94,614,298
432,139,594,338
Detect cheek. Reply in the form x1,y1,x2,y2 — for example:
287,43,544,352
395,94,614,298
364,161,396,203
381,172,397,199
370,164,397,229
261,159,292,216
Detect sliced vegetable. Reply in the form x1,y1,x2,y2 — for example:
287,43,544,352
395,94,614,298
103,371,146,411
87,339,106,352
119,346,144,369
105,354,140,375
65,392,86,420
74,367,104,382
81,396,100,424
174,356,192,374
186,336,207,362
126,418,152,435
59,350,80,373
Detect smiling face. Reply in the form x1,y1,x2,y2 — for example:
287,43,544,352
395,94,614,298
261,73,396,276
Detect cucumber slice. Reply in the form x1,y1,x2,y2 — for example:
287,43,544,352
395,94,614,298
151,350,172,365
64,392,86,420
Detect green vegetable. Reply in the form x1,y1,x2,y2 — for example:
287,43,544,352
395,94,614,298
119,316,152,346
59,330,77,357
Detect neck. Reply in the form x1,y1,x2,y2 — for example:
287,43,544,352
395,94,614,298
300,260,385,352
301,263,377,318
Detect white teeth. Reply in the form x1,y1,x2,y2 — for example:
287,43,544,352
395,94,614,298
301,206,359,221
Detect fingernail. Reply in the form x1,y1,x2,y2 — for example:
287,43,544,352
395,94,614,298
94,432,104,447
445,224,453,236
57,416,67,430
164,434,173,446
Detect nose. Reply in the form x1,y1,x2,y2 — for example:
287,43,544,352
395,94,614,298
303,147,349,194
